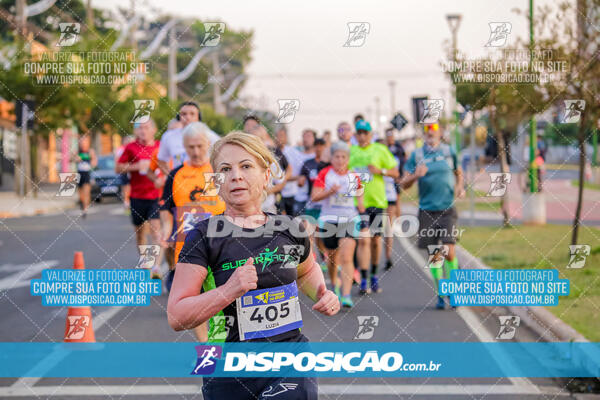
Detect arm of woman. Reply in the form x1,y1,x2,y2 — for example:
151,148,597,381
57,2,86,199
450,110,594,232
90,149,98,168
296,249,339,316
167,257,258,331
167,263,234,331
311,184,339,202
357,192,365,213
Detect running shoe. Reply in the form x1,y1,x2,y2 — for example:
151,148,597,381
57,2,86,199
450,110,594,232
341,296,354,308
384,259,393,271
359,278,371,295
370,276,382,293
435,295,445,310
334,285,341,299
448,296,456,309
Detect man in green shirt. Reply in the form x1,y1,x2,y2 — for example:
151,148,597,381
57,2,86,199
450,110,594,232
349,120,399,294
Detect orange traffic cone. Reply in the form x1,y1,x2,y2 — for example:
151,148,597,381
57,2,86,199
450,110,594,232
64,251,95,343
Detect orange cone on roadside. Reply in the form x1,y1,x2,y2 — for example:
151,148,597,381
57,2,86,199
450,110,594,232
63,251,95,343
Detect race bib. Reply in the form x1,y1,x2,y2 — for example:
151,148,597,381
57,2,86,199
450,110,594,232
236,281,302,341
77,161,91,171
330,192,354,207
353,166,369,175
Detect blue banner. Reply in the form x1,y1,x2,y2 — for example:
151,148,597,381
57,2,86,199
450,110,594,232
439,269,569,306
30,269,161,306
0,342,598,378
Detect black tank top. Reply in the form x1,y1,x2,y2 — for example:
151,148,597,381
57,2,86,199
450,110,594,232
179,213,311,342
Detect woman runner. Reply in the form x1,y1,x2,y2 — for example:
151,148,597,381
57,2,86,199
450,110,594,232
167,132,339,400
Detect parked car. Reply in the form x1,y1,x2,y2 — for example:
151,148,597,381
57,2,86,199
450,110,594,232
90,156,123,202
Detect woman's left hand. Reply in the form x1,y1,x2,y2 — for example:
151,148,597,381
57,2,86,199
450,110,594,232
312,283,340,316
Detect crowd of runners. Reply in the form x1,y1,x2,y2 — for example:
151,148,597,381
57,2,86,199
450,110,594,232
71,102,464,399
73,101,466,312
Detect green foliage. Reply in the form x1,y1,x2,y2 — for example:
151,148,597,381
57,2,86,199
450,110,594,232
0,3,253,141
198,105,237,136
544,123,578,145
450,55,543,138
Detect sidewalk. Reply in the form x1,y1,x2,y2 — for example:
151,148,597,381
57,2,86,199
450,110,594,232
0,184,78,219
470,171,600,223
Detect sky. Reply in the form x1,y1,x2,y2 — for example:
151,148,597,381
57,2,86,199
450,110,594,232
97,0,546,142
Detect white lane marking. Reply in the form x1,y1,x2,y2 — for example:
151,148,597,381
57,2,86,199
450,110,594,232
10,306,125,389
66,208,99,216
0,384,567,397
397,236,538,390
109,208,126,215
0,261,59,291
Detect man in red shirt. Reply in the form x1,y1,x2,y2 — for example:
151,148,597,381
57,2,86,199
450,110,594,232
116,119,161,250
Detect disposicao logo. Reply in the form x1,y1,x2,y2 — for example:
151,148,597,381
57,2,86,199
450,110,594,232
191,345,222,375
224,351,405,373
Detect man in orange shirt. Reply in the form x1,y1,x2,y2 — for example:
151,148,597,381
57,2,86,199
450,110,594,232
160,122,225,341
161,122,225,275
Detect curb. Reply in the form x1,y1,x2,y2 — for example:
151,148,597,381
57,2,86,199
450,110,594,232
0,202,77,219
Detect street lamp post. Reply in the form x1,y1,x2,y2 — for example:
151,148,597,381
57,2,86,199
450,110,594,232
446,13,462,154
528,0,537,192
168,26,177,100
374,96,381,136
592,119,600,167
388,80,396,118
212,51,226,114
522,0,546,225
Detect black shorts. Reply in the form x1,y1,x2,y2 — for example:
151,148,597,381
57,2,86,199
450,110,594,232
202,334,317,400
203,376,317,400
318,221,357,250
278,196,296,216
120,173,130,185
130,198,160,226
417,207,459,248
293,200,308,217
358,207,385,236
77,171,90,187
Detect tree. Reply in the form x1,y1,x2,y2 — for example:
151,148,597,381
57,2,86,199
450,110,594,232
526,0,600,244
448,54,543,226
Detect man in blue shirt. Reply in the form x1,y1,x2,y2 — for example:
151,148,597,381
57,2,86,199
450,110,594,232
402,123,464,309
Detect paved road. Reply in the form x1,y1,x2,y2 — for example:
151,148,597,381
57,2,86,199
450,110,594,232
0,201,578,399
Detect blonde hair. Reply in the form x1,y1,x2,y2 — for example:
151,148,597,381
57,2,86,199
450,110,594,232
210,131,284,200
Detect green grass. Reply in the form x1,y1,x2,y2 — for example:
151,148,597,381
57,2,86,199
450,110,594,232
455,200,501,212
460,224,600,341
571,180,600,191
402,185,501,212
